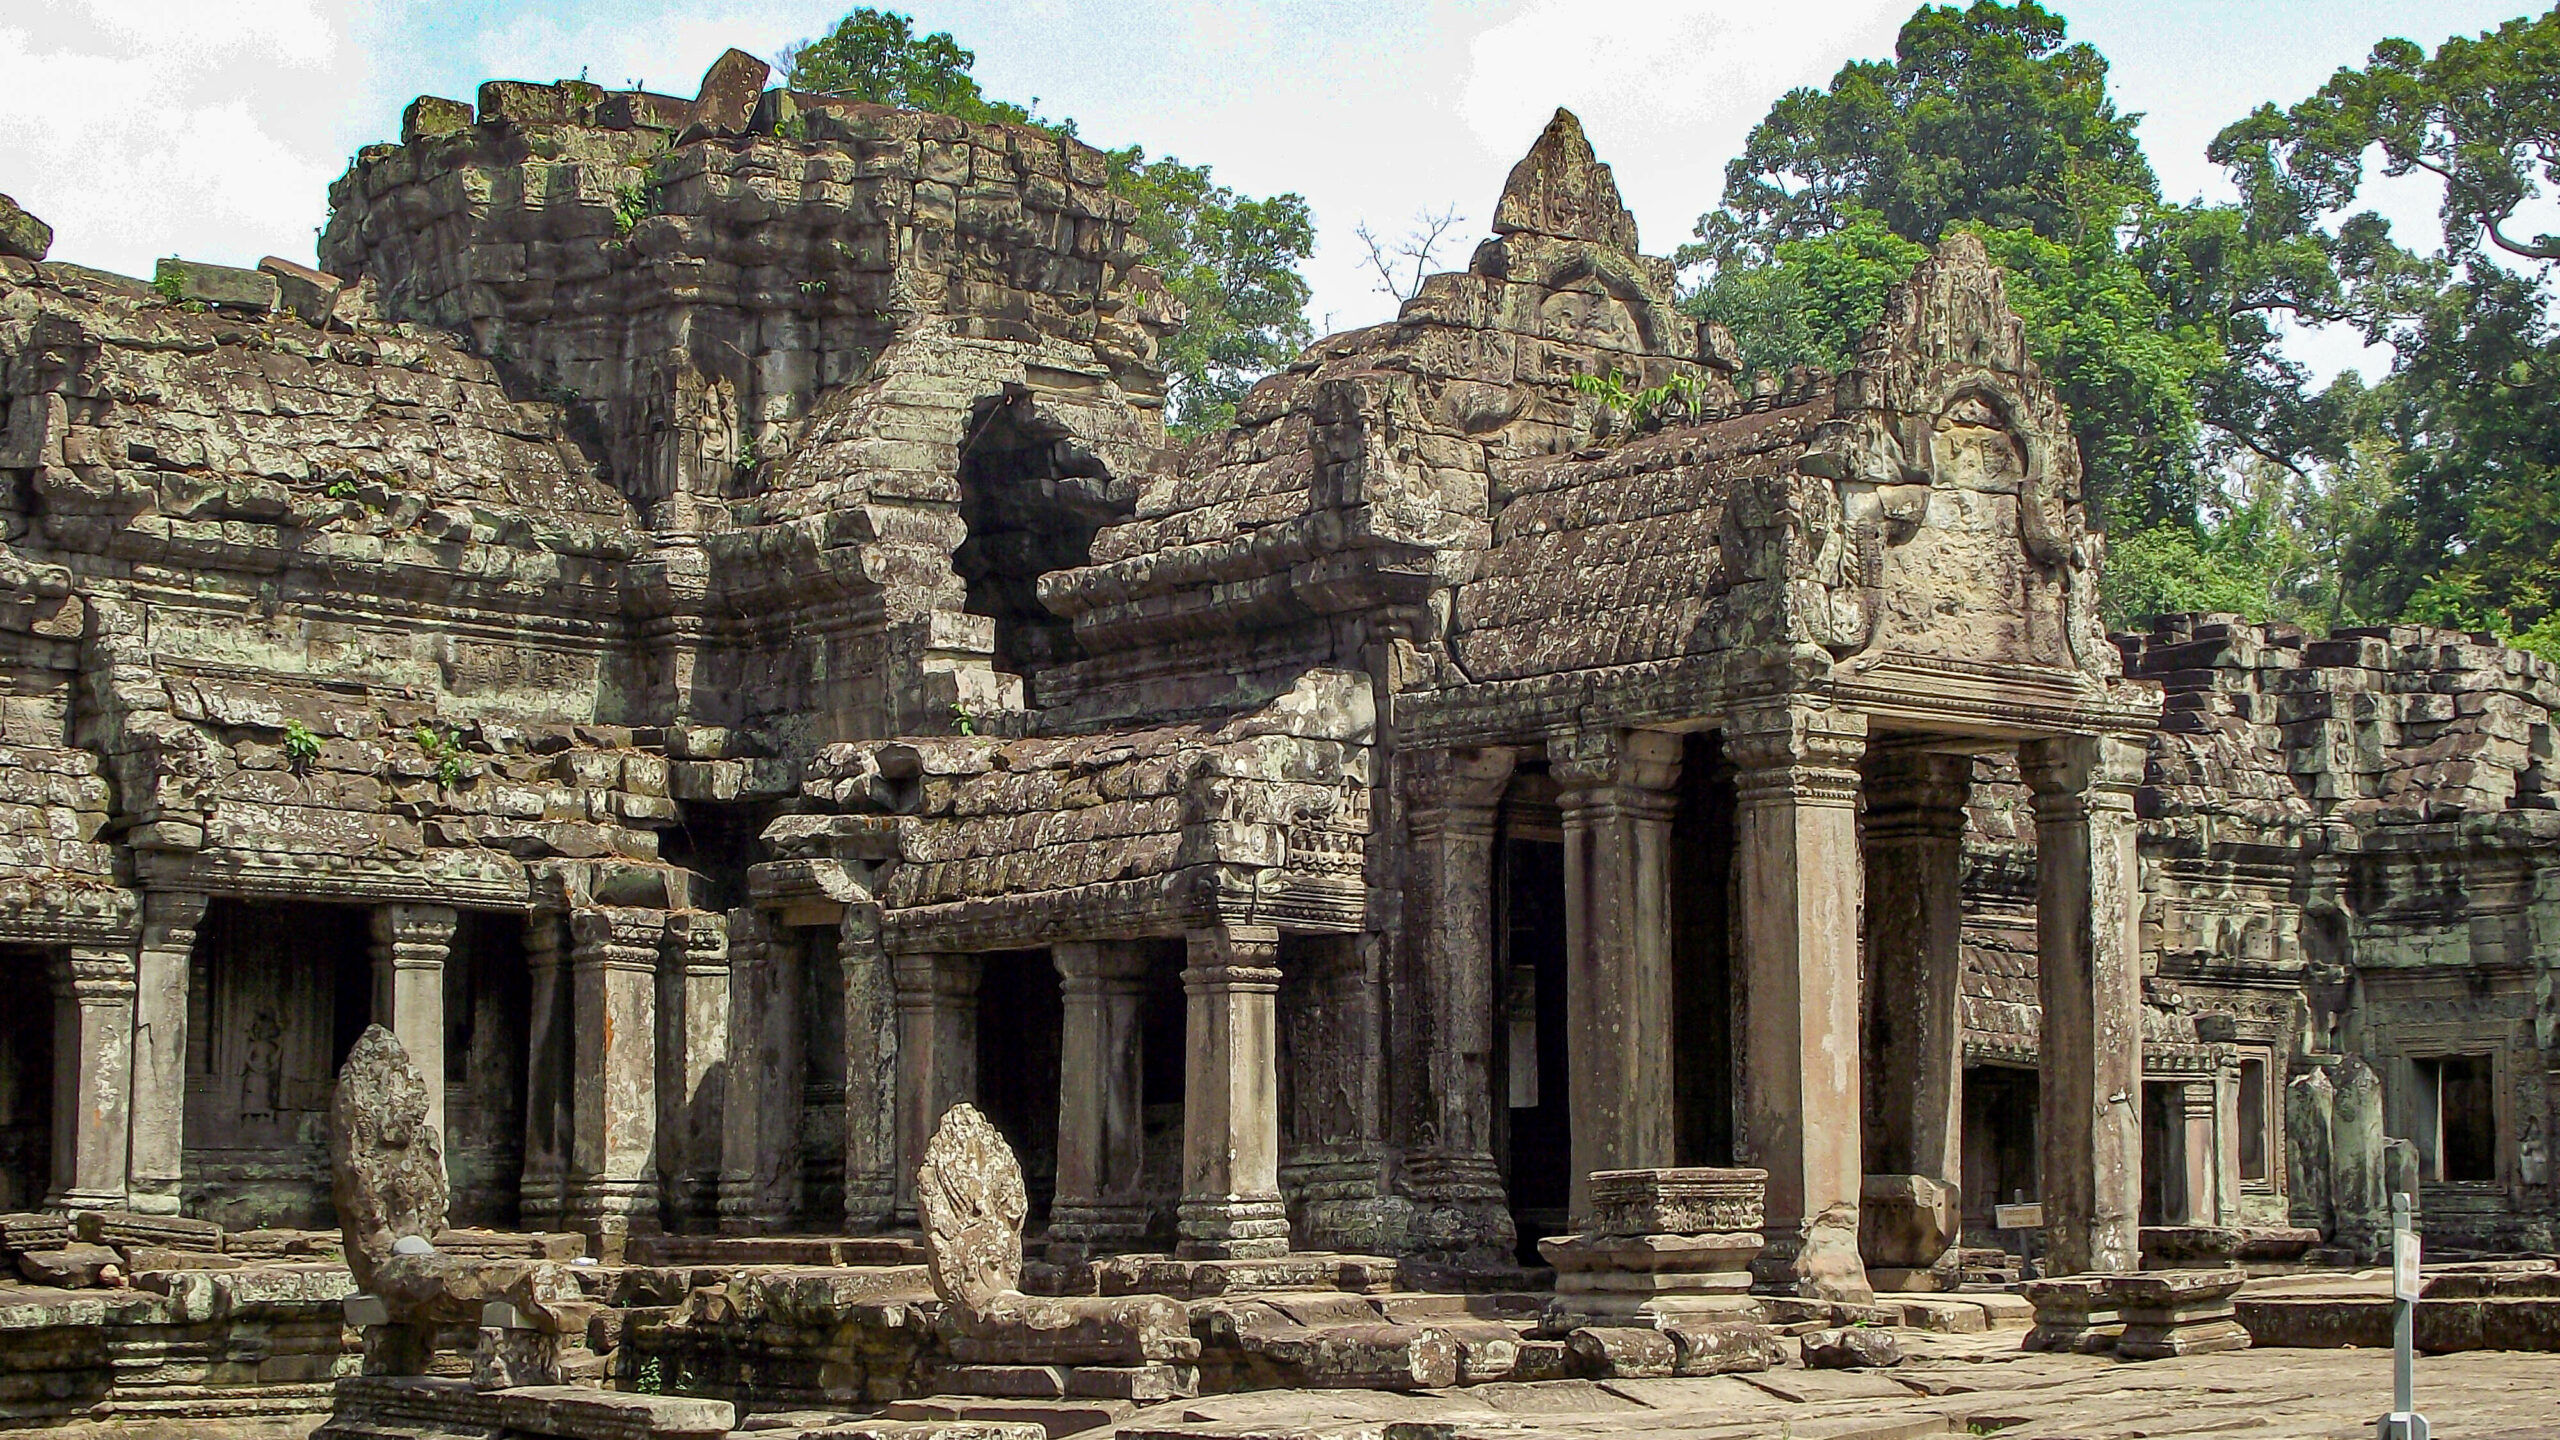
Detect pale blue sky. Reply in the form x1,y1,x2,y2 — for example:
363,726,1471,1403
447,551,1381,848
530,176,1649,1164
0,0,2538,373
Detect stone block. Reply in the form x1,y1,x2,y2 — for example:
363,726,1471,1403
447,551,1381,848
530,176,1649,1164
2140,1225,2242,1269
597,90,693,131
1660,1320,1785,1376
0,1212,72,1255
1800,1325,1904,1368
259,256,346,327
0,192,51,262
119,1245,242,1273
17,1243,121,1288
685,49,770,139
153,257,279,311
1858,1173,1956,1269
1537,1231,1760,1274
401,95,473,144
1563,1324,1677,1378
76,1209,223,1253
2020,1277,2122,1353
1585,1168,1767,1236
2099,1269,2251,1360
942,1292,1199,1365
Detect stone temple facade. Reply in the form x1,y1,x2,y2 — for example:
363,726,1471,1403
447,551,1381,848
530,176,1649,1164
0,56,2554,1309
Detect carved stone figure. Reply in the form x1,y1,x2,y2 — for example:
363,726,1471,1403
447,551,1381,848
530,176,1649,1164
330,1024,448,1290
916,1103,1028,1310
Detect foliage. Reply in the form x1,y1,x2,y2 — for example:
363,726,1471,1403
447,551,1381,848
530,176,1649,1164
411,723,468,790
781,9,1315,436
1691,0,2153,268
612,175,655,236
152,267,185,303
780,8,1036,125
1686,208,1928,375
1569,368,1718,436
281,720,322,771
1105,145,1314,437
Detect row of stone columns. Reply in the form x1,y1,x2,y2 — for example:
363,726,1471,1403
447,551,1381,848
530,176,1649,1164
1392,710,2146,1283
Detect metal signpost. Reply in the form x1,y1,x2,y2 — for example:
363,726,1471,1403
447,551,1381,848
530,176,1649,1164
2376,1192,2428,1440
1994,1200,2042,1278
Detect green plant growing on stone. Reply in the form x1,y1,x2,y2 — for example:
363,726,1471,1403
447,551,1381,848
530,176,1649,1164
950,702,976,736
631,1356,662,1395
412,722,467,789
1571,367,1715,435
325,476,359,501
152,268,185,303
798,278,828,296
736,429,759,476
282,720,322,772
612,176,656,236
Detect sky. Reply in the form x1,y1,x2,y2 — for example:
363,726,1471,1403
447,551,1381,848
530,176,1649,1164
0,0,2539,381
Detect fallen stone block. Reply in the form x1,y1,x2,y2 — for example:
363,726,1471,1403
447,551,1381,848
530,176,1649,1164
1883,1295,1987,1334
684,48,770,139
259,256,346,327
0,1212,71,1256
76,1209,223,1254
1563,1324,1677,1379
2021,1276,2122,1353
401,95,473,143
1859,1173,1957,1276
884,1395,1136,1440
1800,1325,1904,1368
941,1291,1198,1365
1586,1168,1766,1236
17,1242,122,1289
118,1245,242,1274
1661,1319,1785,1376
151,258,278,312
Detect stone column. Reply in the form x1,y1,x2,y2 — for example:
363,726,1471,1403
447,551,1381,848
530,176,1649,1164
47,946,136,1211
1861,743,1971,1187
665,910,729,1229
568,906,663,1260
1179,924,1289,1259
128,890,207,1215
518,912,572,1232
1049,940,1152,1261
841,903,898,1231
371,904,458,1152
893,951,980,1219
1728,703,1869,1283
1401,746,1518,1259
1549,728,1682,1229
2023,733,2146,1276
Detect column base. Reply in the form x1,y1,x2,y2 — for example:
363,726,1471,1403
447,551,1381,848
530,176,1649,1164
1176,1196,1290,1259
519,1174,569,1232
568,1179,661,1262
47,1187,131,1214
1397,1152,1518,1265
715,1180,786,1236
1047,1202,1150,1262
843,1180,898,1235
122,1185,183,1217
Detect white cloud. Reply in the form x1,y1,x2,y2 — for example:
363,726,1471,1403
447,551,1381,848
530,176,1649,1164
0,0,364,277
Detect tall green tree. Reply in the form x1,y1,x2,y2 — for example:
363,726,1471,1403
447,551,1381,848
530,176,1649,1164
2217,9,2560,646
780,8,1314,433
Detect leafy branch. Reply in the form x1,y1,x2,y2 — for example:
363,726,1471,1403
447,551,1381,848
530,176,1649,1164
1570,367,1717,435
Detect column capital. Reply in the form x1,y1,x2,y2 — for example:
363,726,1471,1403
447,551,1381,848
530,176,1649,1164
570,906,666,971
1723,703,1868,795
2020,733,2147,806
1548,727,1681,796
893,951,981,1002
1183,925,1281,989
54,946,136,999
371,902,459,951
140,890,208,949
1407,746,1517,830
1861,743,1975,840
1054,939,1153,984
663,910,729,976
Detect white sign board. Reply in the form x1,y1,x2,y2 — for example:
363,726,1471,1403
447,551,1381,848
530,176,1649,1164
1994,1202,2043,1230
2394,1227,2423,1302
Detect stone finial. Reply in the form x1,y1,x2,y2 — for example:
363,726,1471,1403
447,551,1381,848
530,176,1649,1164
0,194,53,263
916,1103,1027,1311
330,1024,449,1290
1490,108,1639,253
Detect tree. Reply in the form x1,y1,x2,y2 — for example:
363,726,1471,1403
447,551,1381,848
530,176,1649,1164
780,9,1315,433
2216,10,2560,648
1105,146,1314,435
1355,206,1467,305
779,9,1035,125
1694,0,2154,268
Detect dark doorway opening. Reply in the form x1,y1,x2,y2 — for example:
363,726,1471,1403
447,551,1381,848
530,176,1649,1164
188,900,373,1228
1494,766,1571,1262
975,949,1064,1230
1961,1064,2039,1247
955,387,1126,680
1139,940,1187,1248
444,911,530,1228
0,948,51,1210
800,931,847,1225
1672,731,1735,1166
2432,1055,2497,1183
2140,1080,2180,1225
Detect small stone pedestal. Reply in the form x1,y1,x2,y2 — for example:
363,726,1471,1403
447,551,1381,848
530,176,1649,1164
2139,1225,2241,1270
1860,1174,1958,1292
2020,1277,2122,1353
2100,1269,2252,1359
1540,1168,1771,1333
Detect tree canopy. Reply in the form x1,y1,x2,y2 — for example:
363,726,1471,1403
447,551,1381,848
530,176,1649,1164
780,8,1313,433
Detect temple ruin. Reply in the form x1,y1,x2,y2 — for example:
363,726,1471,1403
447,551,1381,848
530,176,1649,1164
0,47,2556,1436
